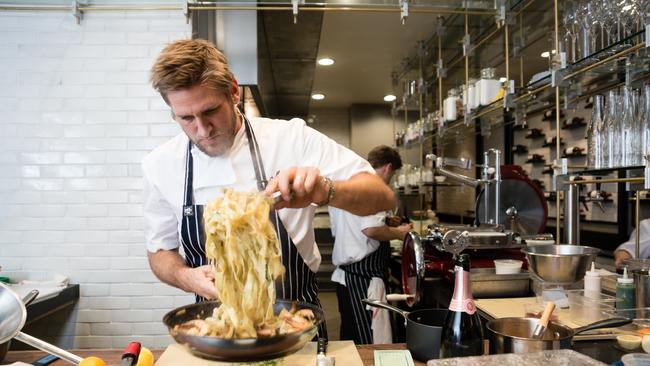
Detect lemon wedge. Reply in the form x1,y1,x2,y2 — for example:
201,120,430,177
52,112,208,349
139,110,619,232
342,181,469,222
136,346,154,366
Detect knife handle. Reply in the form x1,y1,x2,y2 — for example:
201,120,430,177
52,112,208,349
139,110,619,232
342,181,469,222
317,337,327,355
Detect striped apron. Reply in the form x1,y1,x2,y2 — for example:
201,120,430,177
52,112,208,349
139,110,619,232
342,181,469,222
179,115,327,338
340,241,390,344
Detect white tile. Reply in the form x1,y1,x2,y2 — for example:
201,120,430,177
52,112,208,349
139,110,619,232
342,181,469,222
86,217,130,230
130,296,174,309
131,322,168,335
106,124,148,137
76,309,111,322
86,165,128,177
84,85,127,98
108,204,142,217
40,165,85,178
22,178,64,191
110,230,144,243
66,204,108,217
64,125,106,138
85,138,128,151
90,322,132,336
64,152,106,164
83,32,127,45
78,284,111,298
106,98,149,111
106,151,147,164
110,283,153,296
74,336,113,348
107,177,142,190
111,309,153,322
85,191,129,204
64,231,109,244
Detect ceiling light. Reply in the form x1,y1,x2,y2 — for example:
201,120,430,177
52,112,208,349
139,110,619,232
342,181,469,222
311,93,325,100
541,51,550,58
318,58,335,66
384,94,397,102
499,77,507,83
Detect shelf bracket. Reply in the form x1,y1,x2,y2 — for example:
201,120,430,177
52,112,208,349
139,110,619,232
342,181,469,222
495,0,506,26
436,58,446,78
291,0,305,24
400,0,408,25
71,0,82,25
183,1,191,25
462,34,474,57
436,16,445,37
551,158,569,192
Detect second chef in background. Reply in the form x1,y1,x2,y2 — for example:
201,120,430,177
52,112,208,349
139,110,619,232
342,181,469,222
330,145,413,344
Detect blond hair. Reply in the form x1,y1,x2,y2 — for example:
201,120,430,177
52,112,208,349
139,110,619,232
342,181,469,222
150,39,235,103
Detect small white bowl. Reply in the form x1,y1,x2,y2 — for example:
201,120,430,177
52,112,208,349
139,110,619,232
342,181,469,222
494,259,523,275
434,175,446,183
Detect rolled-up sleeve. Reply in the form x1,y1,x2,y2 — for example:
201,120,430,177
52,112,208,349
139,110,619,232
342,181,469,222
143,169,180,253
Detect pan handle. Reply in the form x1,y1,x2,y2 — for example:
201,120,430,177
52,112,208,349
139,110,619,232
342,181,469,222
574,317,632,335
14,332,82,365
362,299,410,319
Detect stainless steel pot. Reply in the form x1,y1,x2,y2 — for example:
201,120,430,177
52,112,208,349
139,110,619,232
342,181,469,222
363,299,446,362
0,283,82,364
486,317,631,354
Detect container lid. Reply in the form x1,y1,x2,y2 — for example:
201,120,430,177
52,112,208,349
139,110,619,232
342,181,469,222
585,262,600,278
618,267,634,284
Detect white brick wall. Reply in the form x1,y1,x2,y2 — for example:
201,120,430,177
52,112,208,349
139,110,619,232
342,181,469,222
0,10,194,349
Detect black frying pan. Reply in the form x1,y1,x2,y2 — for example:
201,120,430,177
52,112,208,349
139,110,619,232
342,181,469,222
162,299,324,362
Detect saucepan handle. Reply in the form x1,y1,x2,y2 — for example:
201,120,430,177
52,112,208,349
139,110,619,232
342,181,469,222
574,317,632,335
13,332,82,365
386,294,414,302
361,299,410,319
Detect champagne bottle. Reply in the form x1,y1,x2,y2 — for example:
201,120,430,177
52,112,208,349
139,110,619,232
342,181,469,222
440,254,484,358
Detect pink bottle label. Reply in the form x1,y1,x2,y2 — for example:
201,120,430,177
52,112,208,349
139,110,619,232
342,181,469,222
449,265,476,314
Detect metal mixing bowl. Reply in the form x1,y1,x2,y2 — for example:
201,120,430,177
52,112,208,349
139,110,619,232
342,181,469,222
522,245,600,283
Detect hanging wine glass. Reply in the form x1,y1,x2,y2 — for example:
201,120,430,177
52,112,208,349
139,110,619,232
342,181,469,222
563,0,580,63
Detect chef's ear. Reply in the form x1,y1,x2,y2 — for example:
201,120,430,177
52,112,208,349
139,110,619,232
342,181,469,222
229,80,241,106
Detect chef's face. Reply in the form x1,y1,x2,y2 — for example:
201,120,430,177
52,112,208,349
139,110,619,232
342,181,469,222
167,82,242,157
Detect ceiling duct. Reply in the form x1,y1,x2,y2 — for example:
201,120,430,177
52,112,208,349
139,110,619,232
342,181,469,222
192,2,323,119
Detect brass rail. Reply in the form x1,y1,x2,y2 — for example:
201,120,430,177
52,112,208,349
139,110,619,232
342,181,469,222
0,3,499,15
564,177,645,185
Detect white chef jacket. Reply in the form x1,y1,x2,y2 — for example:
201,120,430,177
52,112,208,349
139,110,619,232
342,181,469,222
617,219,650,259
329,207,387,286
142,117,375,272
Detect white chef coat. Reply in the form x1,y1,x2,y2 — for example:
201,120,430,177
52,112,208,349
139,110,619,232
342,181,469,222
142,116,374,272
329,207,387,286
617,219,650,259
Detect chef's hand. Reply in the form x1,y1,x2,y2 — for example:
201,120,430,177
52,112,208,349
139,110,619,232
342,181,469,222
614,250,632,268
180,265,218,300
395,223,413,237
265,167,329,210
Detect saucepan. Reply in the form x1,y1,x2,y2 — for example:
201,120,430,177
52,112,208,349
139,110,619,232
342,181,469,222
163,299,324,362
487,316,631,354
0,283,83,364
362,299,446,361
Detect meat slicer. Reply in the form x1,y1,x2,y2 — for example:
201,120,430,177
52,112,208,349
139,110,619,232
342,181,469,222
399,149,551,305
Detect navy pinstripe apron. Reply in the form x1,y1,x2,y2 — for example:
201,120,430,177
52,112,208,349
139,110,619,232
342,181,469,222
340,241,390,344
179,115,327,338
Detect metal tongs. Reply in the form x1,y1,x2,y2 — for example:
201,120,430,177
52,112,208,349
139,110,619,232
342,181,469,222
316,338,335,366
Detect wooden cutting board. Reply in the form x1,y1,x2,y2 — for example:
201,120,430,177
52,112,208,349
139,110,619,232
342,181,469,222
155,341,364,366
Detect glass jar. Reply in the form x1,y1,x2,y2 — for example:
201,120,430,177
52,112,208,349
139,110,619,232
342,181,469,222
477,67,500,106
444,88,459,121
467,78,478,110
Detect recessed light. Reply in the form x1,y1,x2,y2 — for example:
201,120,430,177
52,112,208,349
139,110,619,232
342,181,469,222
311,93,325,100
541,51,550,58
318,58,335,66
384,94,397,102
